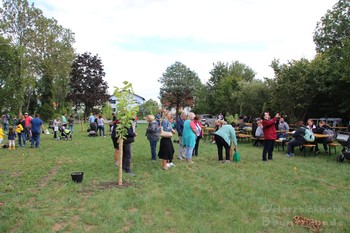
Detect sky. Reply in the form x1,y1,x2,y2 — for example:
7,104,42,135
31,0,337,102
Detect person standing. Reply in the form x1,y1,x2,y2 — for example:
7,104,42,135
61,113,67,127
8,127,16,150
53,117,60,140
30,114,44,148
145,115,160,161
68,115,74,134
97,115,105,137
192,115,203,156
24,113,32,142
261,112,279,161
214,122,238,162
175,112,187,160
182,112,197,163
158,111,175,170
15,121,23,147
89,113,95,123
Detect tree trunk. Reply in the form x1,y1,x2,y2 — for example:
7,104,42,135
118,137,124,186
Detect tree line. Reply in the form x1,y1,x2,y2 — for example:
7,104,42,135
0,0,109,120
158,0,350,124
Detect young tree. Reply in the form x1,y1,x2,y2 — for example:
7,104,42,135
159,61,202,117
68,52,109,118
113,81,139,185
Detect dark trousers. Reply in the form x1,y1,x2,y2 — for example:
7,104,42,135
193,136,201,156
262,139,275,160
315,138,328,152
214,134,230,161
287,139,304,154
149,140,157,160
31,132,41,148
17,133,22,146
122,143,132,173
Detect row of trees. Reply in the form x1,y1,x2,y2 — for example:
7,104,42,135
0,0,110,120
158,0,350,123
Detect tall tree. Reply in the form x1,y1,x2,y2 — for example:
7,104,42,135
0,36,18,111
314,0,350,54
0,0,42,115
68,52,109,117
158,61,202,117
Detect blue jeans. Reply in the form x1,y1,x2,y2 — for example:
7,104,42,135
68,125,74,134
149,140,158,160
98,125,105,136
185,146,194,159
31,132,41,148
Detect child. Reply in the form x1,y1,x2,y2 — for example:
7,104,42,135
53,117,60,140
15,121,24,147
8,126,16,150
0,124,4,145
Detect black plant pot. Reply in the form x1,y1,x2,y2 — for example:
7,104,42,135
71,172,84,183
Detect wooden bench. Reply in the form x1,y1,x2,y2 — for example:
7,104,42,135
275,139,285,151
252,137,264,146
302,144,316,157
238,134,253,143
328,142,340,155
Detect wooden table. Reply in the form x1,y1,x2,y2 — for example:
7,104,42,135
314,133,328,138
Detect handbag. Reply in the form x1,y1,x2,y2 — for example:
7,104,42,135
233,151,241,162
160,126,173,138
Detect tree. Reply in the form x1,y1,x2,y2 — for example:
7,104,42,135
68,52,109,118
314,0,350,54
206,61,256,114
113,81,139,186
0,0,42,115
138,99,159,117
158,61,202,117
0,36,18,111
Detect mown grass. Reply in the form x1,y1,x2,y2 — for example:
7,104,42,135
0,123,349,233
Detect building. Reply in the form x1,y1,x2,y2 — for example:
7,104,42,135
109,94,145,112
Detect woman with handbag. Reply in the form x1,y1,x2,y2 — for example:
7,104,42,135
158,111,175,170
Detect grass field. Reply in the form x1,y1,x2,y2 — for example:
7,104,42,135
0,123,349,233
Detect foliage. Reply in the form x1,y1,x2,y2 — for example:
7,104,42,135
205,61,256,114
138,99,159,117
101,102,113,120
158,61,202,117
113,81,139,185
68,52,109,118
314,0,350,54
0,0,75,116
0,36,18,111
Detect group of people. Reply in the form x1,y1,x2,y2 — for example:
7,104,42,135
143,111,238,170
0,113,44,149
253,112,337,160
88,113,107,137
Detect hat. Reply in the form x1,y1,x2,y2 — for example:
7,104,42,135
24,112,28,115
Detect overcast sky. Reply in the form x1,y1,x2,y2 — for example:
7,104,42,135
31,0,337,101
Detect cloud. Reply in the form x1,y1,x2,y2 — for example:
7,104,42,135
31,0,337,101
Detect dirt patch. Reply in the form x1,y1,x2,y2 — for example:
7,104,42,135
122,220,133,232
38,162,62,188
52,222,67,232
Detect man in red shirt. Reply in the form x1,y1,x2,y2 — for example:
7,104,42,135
24,113,33,143
261,112,279,161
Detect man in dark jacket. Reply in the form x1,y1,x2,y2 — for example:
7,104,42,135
175,112,187,160
286,121,306,157
111,120,136,176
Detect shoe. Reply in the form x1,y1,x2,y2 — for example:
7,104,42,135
316,150,320,154
167,163,171,168
169,162,176,167
262,159,268,162
212,141,216,144
177,157,184,160
268,158,273,160
126,172,135,176
286,154,290,157
225,160,231,163
219,160,225,163
181,156,186,159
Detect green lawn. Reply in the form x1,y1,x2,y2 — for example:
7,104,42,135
0,123,349,233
